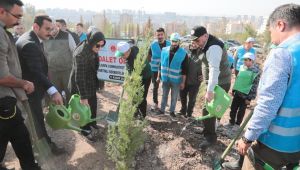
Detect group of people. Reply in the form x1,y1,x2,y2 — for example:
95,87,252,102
0,0,107,169
0,0,299,169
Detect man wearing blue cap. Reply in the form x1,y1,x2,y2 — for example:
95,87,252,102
233,37,256,76
156,33,188,118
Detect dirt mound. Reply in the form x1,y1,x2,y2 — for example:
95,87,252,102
4,82,246,170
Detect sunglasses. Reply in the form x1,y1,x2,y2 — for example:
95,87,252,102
5,10,23,20
95,42,105,48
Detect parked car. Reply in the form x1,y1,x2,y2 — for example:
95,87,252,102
227,39,241,46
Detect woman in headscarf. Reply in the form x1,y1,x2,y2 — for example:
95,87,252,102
68,30,106,141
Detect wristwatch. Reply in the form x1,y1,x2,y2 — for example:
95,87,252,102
242,136,253,144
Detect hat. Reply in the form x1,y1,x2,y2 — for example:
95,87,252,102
115,42,130,57
170,32,181,42
190,26,207,40
243,52,255,61
245,37,255,43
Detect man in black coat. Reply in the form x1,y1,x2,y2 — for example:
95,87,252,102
16,15,64,155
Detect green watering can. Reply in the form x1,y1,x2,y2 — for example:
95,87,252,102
46,94,106,132
195,85,232,121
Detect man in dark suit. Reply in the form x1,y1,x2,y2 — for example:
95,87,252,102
16,15,64,155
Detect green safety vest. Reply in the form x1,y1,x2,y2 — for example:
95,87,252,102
233,66,257,95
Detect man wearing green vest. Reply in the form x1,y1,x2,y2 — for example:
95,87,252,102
190,26,231,149
236,4,300,170
44,20,76,103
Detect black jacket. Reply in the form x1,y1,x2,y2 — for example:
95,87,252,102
66,29,80,45
16,31,53,98
126,46,152,79
68,41,99,99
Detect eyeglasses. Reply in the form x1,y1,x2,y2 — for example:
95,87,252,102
96,44,104,48
244,58,252,61
171,40,179,43
5,10,23,20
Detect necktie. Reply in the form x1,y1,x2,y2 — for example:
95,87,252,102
40,42,45,53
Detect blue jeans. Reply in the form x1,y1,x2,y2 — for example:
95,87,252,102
160,82,180,113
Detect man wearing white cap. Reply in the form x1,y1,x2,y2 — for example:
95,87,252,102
234,37,256,75
156,32,188,118
115,41,152,119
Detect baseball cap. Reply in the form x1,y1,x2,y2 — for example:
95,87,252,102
245,37,255,43
190,26,207,40
170,32,181,42
243,52,256,61
115,41,130,57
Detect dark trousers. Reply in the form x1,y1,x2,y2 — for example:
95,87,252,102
242,141,300,170
179,84,200,116
0,108,39,170
202,83,231,143
151,72,159,105
230,93,247,125
98,80,105,90
82,94,97,131
28,92,52,143
136,77,152,118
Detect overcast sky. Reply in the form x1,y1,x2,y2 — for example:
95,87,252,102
23,0,300,17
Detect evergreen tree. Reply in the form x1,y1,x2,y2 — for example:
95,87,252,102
106,34,151,170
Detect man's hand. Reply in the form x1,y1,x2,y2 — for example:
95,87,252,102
156,78,160,84
51,92,63,105
198,75,203,82
80,99,89,106
180,82,185,90
205,91,214,103
237,138,251,156
22,80,34,94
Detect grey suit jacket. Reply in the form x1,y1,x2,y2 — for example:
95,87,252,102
0,21,27,100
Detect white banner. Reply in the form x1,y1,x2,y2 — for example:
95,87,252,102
97,38,129,83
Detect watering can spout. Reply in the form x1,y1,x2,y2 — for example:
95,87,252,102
89,114,107,123
67,123,86,132
195,114,214,121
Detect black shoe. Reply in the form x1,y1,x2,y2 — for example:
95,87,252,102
222,160,241,170
185,113,192,118
176,111,185,116
49,142,65,155
0,164,14,170
170,112,176,118
81,129,98,142
156,110,164,115
199,140,215,150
